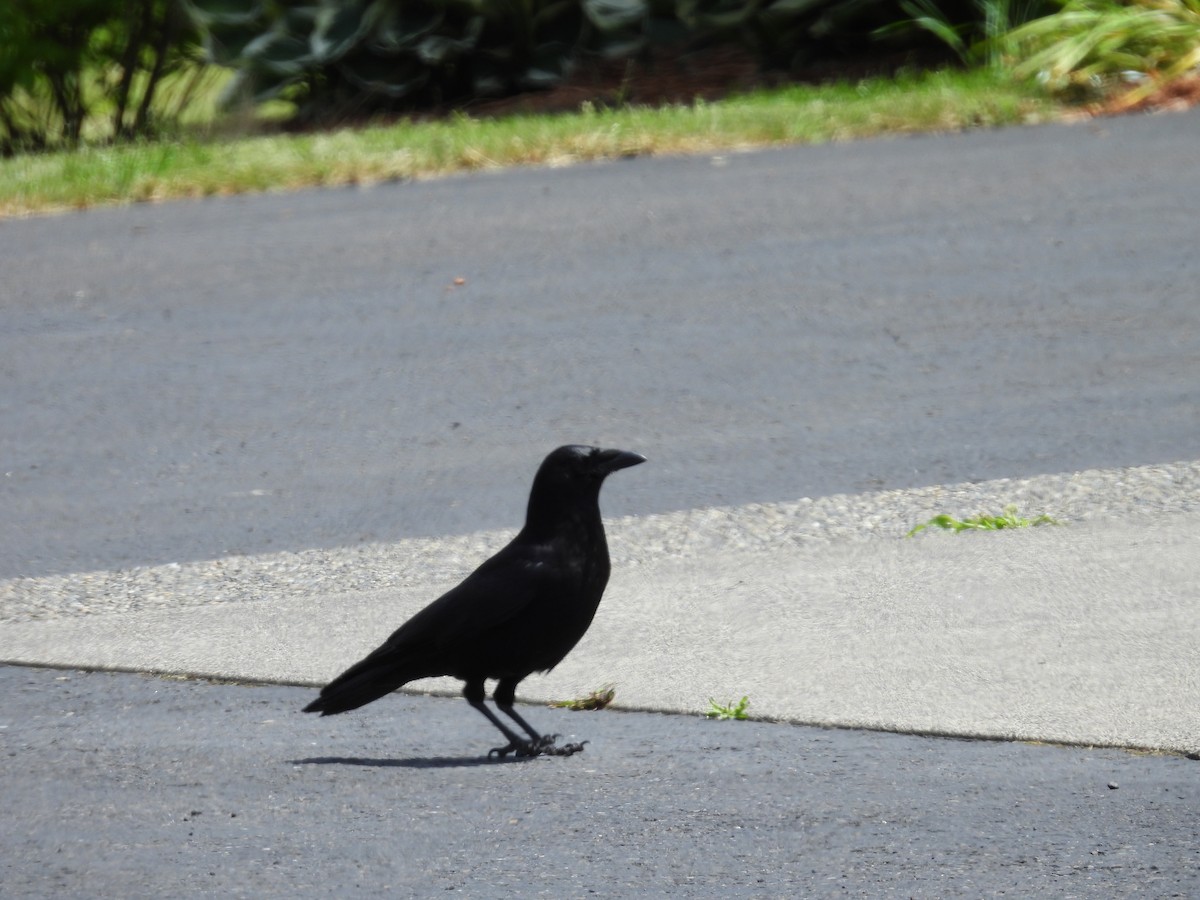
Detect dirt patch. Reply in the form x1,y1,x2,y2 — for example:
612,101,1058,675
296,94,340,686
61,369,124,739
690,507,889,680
1095,72,1200,116
451,46,1200,121
463,46,777,118
297,44,1200,130
463,46,970,118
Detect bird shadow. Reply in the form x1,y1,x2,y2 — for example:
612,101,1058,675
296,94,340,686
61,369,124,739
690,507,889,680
288,754,531,769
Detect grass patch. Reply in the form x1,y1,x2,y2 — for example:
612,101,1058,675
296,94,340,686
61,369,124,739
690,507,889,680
706,695,752,720
0,67,1056,218
907,504,1061,536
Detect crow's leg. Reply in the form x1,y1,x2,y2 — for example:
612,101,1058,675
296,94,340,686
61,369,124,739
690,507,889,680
493,678,587,758
463,680,533,758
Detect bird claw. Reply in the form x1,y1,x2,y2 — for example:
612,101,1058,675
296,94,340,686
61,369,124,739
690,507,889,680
487,735,587,759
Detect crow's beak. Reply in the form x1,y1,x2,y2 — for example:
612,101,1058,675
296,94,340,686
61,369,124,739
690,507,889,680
599,449,647,472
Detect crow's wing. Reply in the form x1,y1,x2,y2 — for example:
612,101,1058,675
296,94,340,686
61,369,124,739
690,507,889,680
303,539,568,714
362,537,570,663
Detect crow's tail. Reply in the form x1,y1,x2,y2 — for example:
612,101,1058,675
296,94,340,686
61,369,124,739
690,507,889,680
302,654,417,716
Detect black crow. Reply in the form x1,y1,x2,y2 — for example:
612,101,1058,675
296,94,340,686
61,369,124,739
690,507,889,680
303,444,645,758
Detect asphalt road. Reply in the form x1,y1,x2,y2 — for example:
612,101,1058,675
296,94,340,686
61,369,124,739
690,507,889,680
3,666,1197,897
2,108,1199,896
2,109,1199,578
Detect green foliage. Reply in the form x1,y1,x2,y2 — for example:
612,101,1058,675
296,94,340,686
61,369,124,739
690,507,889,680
883,0,975,62
0,0,199,154
706,695,751,719
1006,0,1200,98
17,0,1169,151
185,0,662,118
184,0,1044,122
874,0,1059,68
907,504,1059,536
550,685,617,710
679,0,916,69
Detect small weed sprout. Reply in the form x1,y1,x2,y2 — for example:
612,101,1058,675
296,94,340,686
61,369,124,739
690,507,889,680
706,696,751,720
907,504,1059,537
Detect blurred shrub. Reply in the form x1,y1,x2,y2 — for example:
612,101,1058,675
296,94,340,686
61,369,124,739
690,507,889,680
185,0,987,121
0,0,198,154
1007,0,1200,97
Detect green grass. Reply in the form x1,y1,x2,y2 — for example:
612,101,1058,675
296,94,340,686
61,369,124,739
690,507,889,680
706,695,751,720
907,504,1061,536
0,67,1057,217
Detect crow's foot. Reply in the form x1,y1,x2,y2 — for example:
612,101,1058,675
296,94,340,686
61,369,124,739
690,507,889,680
487,735,587,759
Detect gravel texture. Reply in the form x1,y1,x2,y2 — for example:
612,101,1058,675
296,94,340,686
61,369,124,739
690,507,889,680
3,458,1197,624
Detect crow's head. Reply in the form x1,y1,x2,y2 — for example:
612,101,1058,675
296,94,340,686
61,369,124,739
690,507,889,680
527,445,645,511
544,445,646,481
521,446,644,547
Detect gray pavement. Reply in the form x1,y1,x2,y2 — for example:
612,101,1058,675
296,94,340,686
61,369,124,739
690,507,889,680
3,106,1200,895
3,489,1199,755
3,666,1198,897
3,108,1200,579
